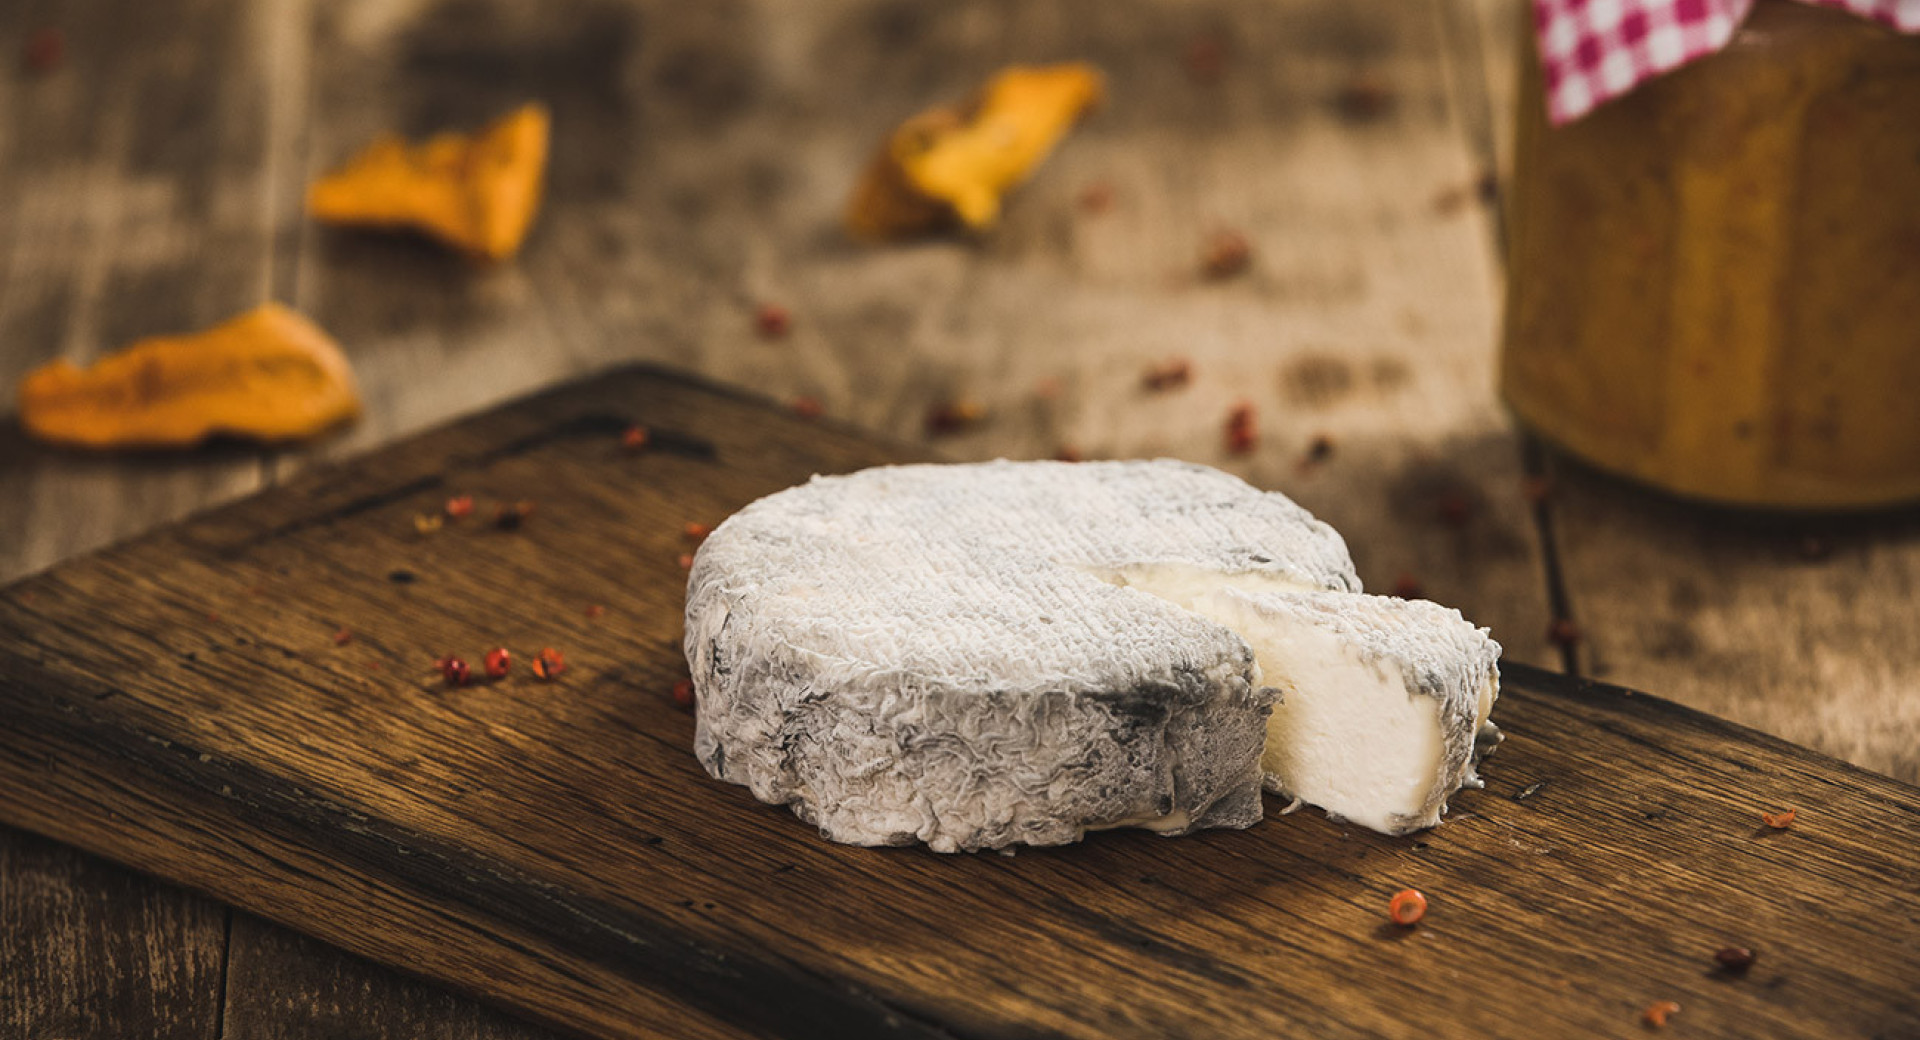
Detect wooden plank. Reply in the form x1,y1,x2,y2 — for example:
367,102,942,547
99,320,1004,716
4,365,1918,1040
1546,461,1920,784
222,912,561,1040
0,3,303,1037
0,823,551,1040
272,0,1551,667
0,0,305,582
0,827,226,1040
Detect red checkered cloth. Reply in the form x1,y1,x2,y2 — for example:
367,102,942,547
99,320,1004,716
1534,0,1920,123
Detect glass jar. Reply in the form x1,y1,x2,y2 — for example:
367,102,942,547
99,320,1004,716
1501,0,1920,509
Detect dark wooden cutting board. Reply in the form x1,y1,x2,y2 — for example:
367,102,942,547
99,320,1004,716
3,365,1917,1040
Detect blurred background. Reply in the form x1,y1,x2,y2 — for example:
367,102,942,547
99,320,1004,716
2,1,1915,784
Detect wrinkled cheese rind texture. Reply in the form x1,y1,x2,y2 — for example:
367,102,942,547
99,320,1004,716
686,459,1359,852
1182,588,1502,835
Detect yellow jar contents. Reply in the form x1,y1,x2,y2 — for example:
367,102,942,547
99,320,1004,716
1501,0,1920,509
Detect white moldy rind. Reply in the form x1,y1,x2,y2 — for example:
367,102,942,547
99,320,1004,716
685,459,1356,852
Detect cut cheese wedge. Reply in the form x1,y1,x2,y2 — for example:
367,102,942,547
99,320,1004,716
1111,572,1501,834
684,459,1500,852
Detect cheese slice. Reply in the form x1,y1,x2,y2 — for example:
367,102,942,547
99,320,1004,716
685,459,1499,852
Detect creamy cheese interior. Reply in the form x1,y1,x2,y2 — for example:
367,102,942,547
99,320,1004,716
1182,590,1448,832
1100,565,1496,834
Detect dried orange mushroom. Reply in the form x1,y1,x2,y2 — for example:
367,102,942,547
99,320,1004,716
18,303,359,449
307,103,550,261
846,63,1104,241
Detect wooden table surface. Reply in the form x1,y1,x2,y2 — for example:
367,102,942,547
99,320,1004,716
3,0,1916,1037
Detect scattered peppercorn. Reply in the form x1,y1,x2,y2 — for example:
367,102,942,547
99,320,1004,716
1077,181,1115,214
532,646,566,680
1476,170,1499,204
1435,489,1474,527
413,513,444,534
1521,475,1554,505
388,569,417,584
792,396,823,419
1142,358,1192,392
1182,33,1228,84
1055,445,1084,463
23,27,64,74
1642,1000,1680,1028
621,425,650,451
1714,946,1757,972
684,522,711,541
1201,230,1252,280
672,679,696,709
484,647,512,679
1335,73,1397,122
445,495,475,519
584,603,606,619
755,303,791,339
926,399,987,435
1760,808,1797,830
1391,573,1424,600
439,656,471,687
1304,434,1334,465
678,553,695,570
1548,617,1581,649
1387,888,1427,926
1224,402,1257,454
332,628,353,646
495,500,535,530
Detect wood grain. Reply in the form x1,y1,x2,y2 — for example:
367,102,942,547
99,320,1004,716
4,366,1918,1040
0,830,226,1040
1546,459,1920,784
222,912,561,1040
0,824,562,1040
